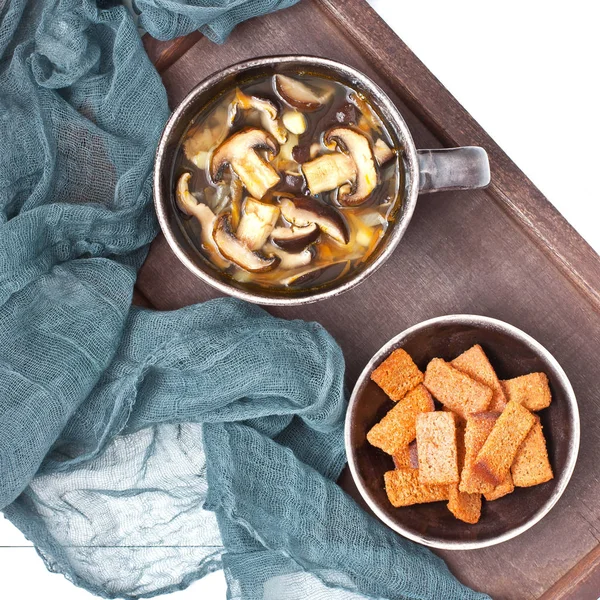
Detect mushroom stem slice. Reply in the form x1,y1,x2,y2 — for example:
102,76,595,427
301,153,357,196
213,213,279,273
325,127,378,206
236,198,280,251
175,173,230,269
274,75,330,112
231,88,287,144
374,138,395,166
271,222,320,252
210,127,281,200
234,151,281,200
279,197,349,245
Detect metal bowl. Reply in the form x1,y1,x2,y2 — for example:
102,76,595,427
153,55,488,306
345,315,579,550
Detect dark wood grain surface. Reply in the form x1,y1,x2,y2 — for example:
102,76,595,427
138,1,600,598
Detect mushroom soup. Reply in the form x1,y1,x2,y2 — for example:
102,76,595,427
173,72,402,290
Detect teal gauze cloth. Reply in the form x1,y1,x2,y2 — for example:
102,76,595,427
0,1,488,598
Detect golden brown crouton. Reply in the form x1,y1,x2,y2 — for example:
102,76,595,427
416,411,459,485
370,348,424,401
511,417,554,487
484,472,515,501
384,469,449,507
448,485,482,523
474,401,536,486
367,385,434,455
452,345,507,412
424,358,492,419
501,373,552,411
459,412,499,494
393,441,419,470
447,419,481,523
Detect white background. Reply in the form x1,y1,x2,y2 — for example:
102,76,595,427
1,2,599,599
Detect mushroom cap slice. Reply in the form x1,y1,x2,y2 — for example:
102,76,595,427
274,75,329,112
236,197,280,251
301,152,357,196
231,88,287,144
175,172,198,216
279,197,349,245
271,223,320,252
210,127,280,200
264,242,313,270
213,213,279,273
325,127,378,206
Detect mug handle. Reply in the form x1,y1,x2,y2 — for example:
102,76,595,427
417,147,491,194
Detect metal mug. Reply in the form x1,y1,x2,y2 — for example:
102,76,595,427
154,55,491,305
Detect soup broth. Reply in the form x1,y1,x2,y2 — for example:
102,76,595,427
173,71,402,291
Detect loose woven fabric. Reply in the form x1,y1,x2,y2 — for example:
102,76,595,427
0,1,488,598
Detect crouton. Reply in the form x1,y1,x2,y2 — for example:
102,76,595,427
448,485,482,523
474,401,536,486
484,472,515,501
501,372,552,411
367,385,434,455
511,417,553,487
416,411,459,485
452,345,507,411
393,441,419,470
447,419,481,523
371,348,424,401
384,469,449,507
459,412,499,494
424,358,492,419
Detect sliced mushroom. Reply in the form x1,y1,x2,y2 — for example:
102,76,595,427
281,172,305,194
230,88,287,144
271,223,320,252
282,110,307,135
274,75,330,111
210,127,280,200
213,213,279,272
325,127,378,206
279,197,349,245
373,138,395,166
301,152,356,196
272,132,299,173
175,173,230,269
348,92,383,133
236,198,280,251
264,242,313,270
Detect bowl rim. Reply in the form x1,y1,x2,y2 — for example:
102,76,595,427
153,54,420,306
344,314,580,550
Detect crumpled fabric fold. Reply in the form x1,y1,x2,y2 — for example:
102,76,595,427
0,1,488,598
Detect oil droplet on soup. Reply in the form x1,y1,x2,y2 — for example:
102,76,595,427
173,72,402,291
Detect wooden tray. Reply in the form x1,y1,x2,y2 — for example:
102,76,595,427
139,2,600,598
